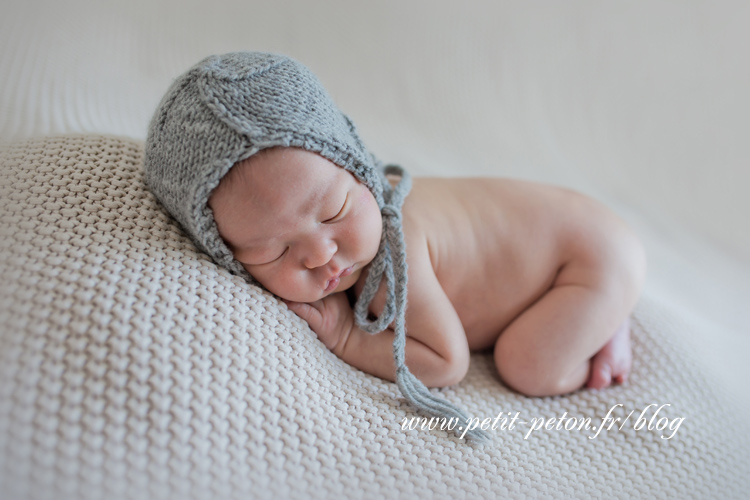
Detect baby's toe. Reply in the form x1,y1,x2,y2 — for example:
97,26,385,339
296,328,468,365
586,359,612,390
609,346,632,386
613,373,628,384
587,318,633,390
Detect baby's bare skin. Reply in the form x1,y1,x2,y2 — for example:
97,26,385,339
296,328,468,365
209,148,647,397
389,177,644,394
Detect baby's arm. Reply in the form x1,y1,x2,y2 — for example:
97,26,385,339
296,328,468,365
286,238,470,388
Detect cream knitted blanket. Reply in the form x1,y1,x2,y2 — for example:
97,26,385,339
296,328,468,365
1,135,749,499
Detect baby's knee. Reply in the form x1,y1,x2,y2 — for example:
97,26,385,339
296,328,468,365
494,357,578,397
494,356,545,397
493,336,577,397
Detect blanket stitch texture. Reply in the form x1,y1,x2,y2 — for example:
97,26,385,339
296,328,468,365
1,135,749,499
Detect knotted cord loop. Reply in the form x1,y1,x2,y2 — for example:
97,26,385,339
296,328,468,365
352,165,492,444
353,164,410,334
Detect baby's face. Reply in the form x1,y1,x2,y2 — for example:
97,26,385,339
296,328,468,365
209,147,383,303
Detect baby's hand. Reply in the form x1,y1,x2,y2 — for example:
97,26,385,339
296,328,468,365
283,293,354,353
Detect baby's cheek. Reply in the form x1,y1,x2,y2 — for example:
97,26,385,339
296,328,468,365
348,185,382,260
352,188,376,223
363,187,381,217
358,186,372,206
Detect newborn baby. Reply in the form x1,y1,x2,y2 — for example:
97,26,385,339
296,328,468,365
208,147,645,397
145,51,646,442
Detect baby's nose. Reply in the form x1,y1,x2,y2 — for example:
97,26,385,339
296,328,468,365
303,238,337,269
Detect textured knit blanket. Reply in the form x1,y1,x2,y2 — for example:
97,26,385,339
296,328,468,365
1,134,749,499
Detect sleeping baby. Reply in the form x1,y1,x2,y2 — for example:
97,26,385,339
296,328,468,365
144,52,646,443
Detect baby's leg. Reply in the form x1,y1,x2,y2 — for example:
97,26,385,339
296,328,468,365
494,227,645,397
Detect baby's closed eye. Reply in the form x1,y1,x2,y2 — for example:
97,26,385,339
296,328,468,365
235,246,288,267
323,193,348,223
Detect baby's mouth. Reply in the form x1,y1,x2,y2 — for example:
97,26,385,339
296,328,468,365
324,266,354,293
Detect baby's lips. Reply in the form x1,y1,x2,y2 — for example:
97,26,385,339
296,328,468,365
324,266,354,292
324,277,340,293
339,266,354,278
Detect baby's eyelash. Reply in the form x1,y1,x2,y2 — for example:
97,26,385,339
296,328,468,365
272,247,288,262
251,247,287,266
323,194,348,223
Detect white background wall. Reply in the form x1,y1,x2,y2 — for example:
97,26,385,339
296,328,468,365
2,0,749,330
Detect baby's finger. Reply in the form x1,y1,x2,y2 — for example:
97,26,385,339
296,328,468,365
283,300,323,332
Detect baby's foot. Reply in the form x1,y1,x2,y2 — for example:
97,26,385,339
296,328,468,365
586,317,632,390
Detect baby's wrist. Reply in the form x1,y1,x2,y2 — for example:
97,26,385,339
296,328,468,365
331,320,357,358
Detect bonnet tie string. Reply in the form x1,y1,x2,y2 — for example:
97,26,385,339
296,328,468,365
353,165,491,444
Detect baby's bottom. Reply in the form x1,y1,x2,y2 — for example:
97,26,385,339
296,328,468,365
493,229,645,397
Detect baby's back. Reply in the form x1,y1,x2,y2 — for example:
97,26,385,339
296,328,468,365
402,177,621,351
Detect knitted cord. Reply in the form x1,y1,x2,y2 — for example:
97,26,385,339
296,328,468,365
353,165,492,444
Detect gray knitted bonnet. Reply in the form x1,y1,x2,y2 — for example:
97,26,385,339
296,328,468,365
144,52,489,444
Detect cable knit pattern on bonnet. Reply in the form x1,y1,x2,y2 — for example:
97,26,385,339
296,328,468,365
144,52,490,443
